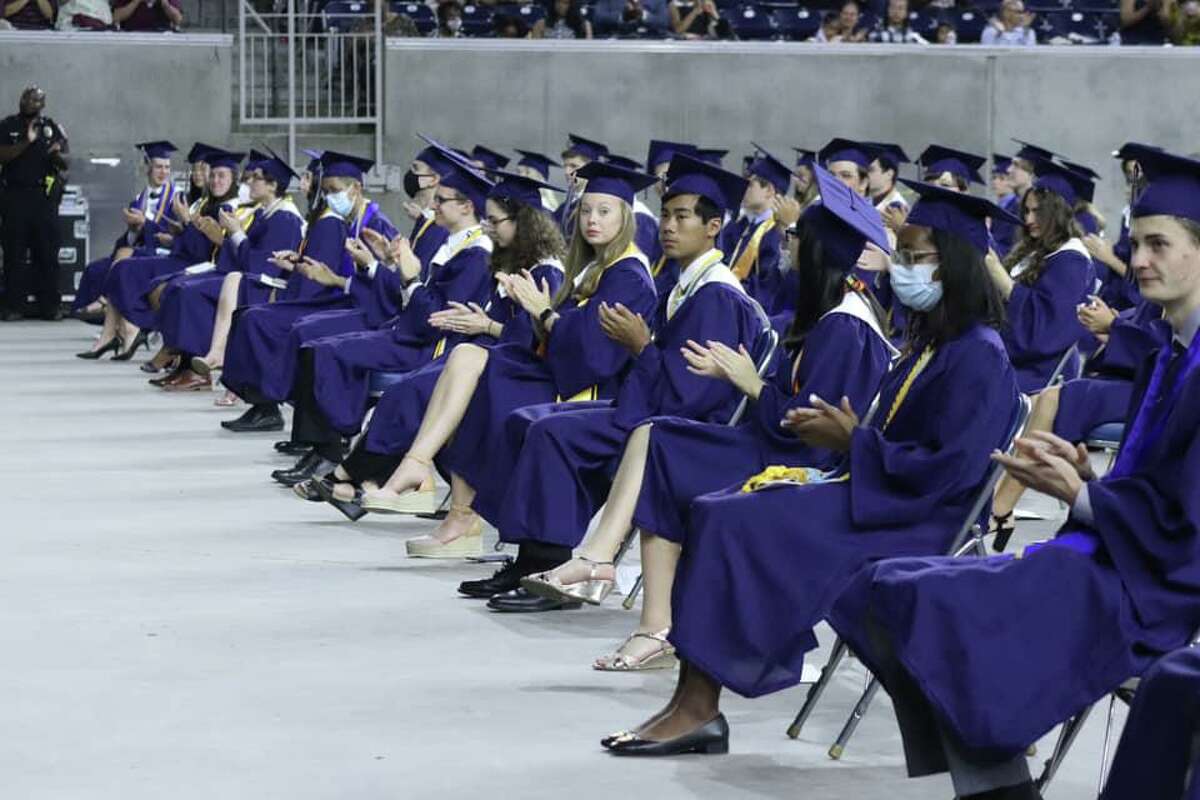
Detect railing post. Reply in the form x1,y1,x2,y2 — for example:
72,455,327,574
287,0,296,167
238,0,246,126
375,0,384,165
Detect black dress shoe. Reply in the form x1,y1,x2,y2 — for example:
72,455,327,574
271,451,337,486
39,307,65,321
274,440,313,456
608,715,729,757
221,404,284,432
458,560,524,599
487,587,582,613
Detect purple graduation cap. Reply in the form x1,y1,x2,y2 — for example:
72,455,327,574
1059,160,1099,202
514,149,561,179
413,142,458,178
864,141,910,170
135,140,177,161
418,137,495,211
647,139,698,171
819,138,874,170
662,152,749,216
918,144,987,185
319,150,375,181
695,147,728,166
246,148,269,170
801,163,892,272
1128,145,1200,224
186,142,218,165
302,148,324,175
471,145,511,171
992,153,1014,175
259,145,300,189
204,147,247,171
1012,138,1056,163
793,147,818,166
564,133,609,162
574,160,657,205
746,143,793,194
1113,142,1162,162
901,178,1021,255
1031,156,1089,206
487,169,563,212
604,153,645,172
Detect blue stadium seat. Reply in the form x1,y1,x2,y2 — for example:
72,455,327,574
731,4,777,38
954,9,987,42
323,0,369,32
391,1,436,34
461,3,495,35
509,2,547,24
1045,9,1108,42
770,5,821,38
907,9,939,37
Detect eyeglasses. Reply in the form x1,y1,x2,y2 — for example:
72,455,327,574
894,248,939,266
483,216,512,228
432,194,466,207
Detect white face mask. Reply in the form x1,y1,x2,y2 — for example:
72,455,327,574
326,189,355,218
890,261,944,311
446,17,462,32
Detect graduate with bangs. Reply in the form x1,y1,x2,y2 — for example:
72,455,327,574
599,179,1022,758
826,145,1200,800
603,152,660,266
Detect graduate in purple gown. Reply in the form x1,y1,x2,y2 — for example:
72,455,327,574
269,148,495,484
991,154,1020,260
553,133,608,234
84,147,243,362
825,145,1200,800
353,160,658,583
518,162,897,631
72,140,181,325
1085,144,1157,313
603,152,661,264
599,179,1023,760
986,156,1096,393
719,144,788,315
294,171,569,520
1101,645,1200,800
478,153,768,613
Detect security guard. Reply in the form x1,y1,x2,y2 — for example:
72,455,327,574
0,86,70,321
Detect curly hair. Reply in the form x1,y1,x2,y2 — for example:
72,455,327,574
1003,187,1081,286
553,199,637,307
489,199,566,276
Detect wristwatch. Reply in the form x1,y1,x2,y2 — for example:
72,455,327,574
538,307,555,325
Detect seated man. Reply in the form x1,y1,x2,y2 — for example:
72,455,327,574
827,144,1200,800
719,146,789,315
112,0,183,31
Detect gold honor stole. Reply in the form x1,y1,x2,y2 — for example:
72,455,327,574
730,218,776,281
430,227,488,359
141,182,175,224
740,346,936,492
665,249,725,322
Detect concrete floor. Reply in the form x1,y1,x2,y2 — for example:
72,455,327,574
1,321,1122,800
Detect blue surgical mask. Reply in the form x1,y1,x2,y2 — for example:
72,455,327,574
889,261,943,312
327,189,354,218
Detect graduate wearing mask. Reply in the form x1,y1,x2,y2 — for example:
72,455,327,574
720,144,789,315
481,154,768,613
555,133,609,233
986,156,1096,393
298,171,568,523
401,144,454,279
356,161,658,589
521,164,896,638
826,146,1200,800
601,179,1022,758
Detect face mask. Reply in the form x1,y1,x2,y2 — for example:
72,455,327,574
327,189,355,218
890,261,943,312
403,170,424,199
237,183,252,204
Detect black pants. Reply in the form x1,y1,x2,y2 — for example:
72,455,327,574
291,348,343,461
1,188,61,314
340,444,402,487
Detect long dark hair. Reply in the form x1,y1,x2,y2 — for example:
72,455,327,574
1003,187,1080,285
784,216,887,352
545,0,586,35
906,228,1006,349
489,198,566,276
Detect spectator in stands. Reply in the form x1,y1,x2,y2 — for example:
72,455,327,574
111,0,182,31
1120,0,1171,42
1163,0,1200,42
869,0,928,42
933,20,956,42
3,0,57,28
814,0,868,41
668,0,731,39
433,0,464,36
55,0,112,28
493,12,529,36
532,0,592,37
981,0,1037,44
595,0,668,36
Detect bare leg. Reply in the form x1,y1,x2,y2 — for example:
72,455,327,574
594,531,681,669
372,343,490,497
636,662,722,742
430,474,479,543
112,246,134,263
147,282,167,311
201,272,243,367
90,301,121,350
992,385,1061,519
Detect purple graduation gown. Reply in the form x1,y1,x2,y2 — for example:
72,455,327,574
828,327,1200,759
1003,240,1095,393
1101,646,1200,800
305,232,492,435
359,261,565,456
438,255,658,518
669,323,1020,699
721,214,784,316
991,193,1020,260
491,279,766,547
633,306,894,545
1099,217,1142,312
634,205,661,266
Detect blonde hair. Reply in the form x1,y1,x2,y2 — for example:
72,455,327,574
553,198,637,307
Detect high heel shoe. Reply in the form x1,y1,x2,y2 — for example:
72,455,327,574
112,330,149,362
521,556,614,606
990,510,1016,552
607,714,729,757
75,336,123,360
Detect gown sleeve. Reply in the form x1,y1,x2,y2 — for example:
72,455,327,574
403,247,493,343
1003,250,1093,365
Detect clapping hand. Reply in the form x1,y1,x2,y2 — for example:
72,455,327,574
344,237,375,269
991,431,1094,505
387,235,421,281
269,249,300,273
298,256,344,288
598,302,651,355
772,195,802,229
681,339,763,398
360,227,390,263
194,216,224,245
882,204,909,233
402,201,426,221
1078,295,1117,336
172,193,192,226
218,208,244,236
782,395,859,452
122,207,146,230
498,270,553,318
429,302,494,337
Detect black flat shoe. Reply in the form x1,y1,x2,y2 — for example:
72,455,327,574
458,560,523,599
76,336,122,360
274,440,313,456
608,715,729,757
141,355,179,374
311,476,367,522
112,329,150,362
487,587,581,613
221,404,284,433
271,451,337,487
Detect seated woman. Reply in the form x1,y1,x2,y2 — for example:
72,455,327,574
985,156,1095,393
299,170,568,519
151,150,306,391
600,180,1022,758
518,162,896,628
826,145,1200,800
350,161,658,582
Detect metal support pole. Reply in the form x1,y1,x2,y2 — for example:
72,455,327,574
374,0,384,165
287,0,296,167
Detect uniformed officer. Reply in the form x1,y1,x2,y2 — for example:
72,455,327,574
0,86,69,321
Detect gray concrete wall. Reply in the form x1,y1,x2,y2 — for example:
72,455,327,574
384,39,1200,231
0,30,233,255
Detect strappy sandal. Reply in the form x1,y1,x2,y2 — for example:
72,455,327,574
361,454,438,514
522,556,615,606
594,629,678,672
989,510,1016,552
293,478,325,502
213,390,239,408
313,476,368,522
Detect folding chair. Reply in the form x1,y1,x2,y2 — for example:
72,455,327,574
618,323,780,610
1084,421,1124,476
786,393,1034,758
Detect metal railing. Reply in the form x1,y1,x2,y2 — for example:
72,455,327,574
238,0,383,165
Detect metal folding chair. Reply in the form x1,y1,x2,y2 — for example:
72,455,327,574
786,393,1034,758
1084,422,1124,476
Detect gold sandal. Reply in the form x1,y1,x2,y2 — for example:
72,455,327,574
521,556,614,606
594,629,677,672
